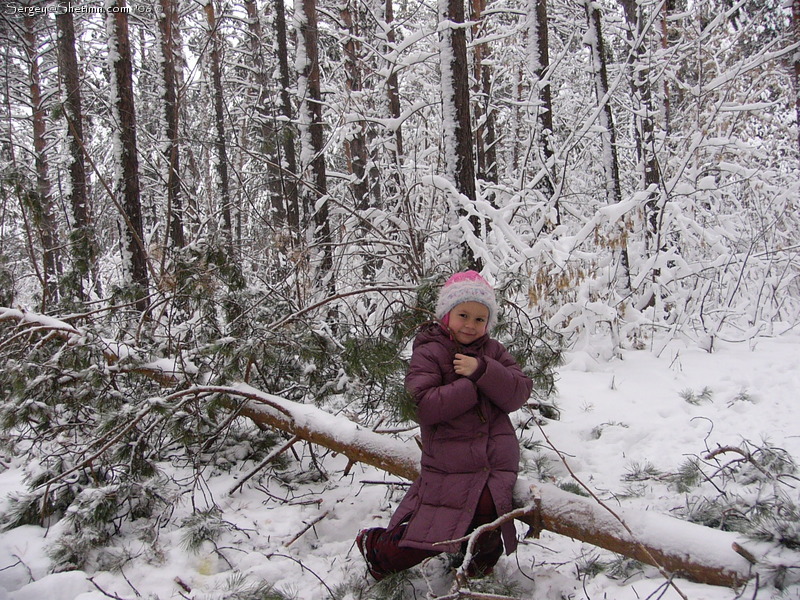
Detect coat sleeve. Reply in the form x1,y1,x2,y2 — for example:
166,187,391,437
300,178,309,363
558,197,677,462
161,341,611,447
405,345,479,426
474,344,533,414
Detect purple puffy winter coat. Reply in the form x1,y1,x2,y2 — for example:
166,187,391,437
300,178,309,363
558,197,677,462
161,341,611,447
388,323,533,555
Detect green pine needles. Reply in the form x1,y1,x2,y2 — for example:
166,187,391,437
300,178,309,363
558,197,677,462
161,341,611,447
0,274,564,581
669,441,799,588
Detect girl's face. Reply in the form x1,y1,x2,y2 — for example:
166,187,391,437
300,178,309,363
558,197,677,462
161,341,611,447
447,301,489,345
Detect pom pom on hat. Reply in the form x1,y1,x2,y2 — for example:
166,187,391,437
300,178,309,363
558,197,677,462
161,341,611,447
435,270,498,331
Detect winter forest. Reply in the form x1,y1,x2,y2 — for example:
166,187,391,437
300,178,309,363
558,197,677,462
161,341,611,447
0,0,799,597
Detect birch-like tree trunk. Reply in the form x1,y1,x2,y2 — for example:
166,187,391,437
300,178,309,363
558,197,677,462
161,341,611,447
107,0,150,312
584,0,631,294
525,0,558,228
619,0,661,252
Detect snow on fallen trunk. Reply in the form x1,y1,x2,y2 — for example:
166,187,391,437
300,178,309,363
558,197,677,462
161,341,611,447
221,383,762,588
0,307,776,588
227,383,420,481
514,481,759,588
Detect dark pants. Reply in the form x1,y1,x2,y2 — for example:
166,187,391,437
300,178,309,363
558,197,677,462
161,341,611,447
362,485,504,579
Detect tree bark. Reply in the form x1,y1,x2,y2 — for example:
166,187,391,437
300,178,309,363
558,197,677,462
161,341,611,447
341,1,371,211
297,0,333,288
471,0,497,185
274,0,300,233
584,0,631,294
384,0,403,157
793,0,800,164
341,0,381,281
204,0,235,260
527,0,558,227
441,0,475,200
244,0,287,226
108,0,150,312
23,14,61,309
440,0,481,270
218,384,759,589
158,0,185,250
56,12,98,303
660,0,674,135
619,0,661,250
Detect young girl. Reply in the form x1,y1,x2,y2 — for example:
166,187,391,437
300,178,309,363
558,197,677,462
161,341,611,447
356,270,533,580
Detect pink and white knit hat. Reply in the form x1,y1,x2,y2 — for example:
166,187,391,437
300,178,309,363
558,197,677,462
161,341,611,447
435,270,498,331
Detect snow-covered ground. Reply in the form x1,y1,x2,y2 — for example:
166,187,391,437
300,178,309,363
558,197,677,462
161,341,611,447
1,333,799,600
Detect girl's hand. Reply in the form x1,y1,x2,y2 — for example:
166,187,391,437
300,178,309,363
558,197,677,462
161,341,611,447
453,353,479,377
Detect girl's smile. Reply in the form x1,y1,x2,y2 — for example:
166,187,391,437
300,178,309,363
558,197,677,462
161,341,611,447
448,301,489,344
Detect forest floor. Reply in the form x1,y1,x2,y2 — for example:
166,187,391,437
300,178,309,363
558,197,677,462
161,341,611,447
1,330,799,600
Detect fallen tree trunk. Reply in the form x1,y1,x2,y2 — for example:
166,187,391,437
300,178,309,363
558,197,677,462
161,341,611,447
0,308,774,588
223,383,760,588
515,482,755,588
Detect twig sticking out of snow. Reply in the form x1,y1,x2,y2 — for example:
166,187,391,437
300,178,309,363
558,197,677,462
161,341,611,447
284,510,331,548
229,434,301,495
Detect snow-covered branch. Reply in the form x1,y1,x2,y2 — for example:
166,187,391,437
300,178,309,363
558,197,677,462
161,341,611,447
2,306,793,589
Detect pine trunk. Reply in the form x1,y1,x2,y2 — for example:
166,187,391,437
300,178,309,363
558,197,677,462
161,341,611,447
224,386,757,589
471,0,497,185
275,0,300,233
384,0,403,157
660,1,672,134
584,0,631,294
56,12,98,302
23,15,61,309
794,0,800,164
440,0,481,270
108,1,150,312
158,0,185,250
619,0,661,252
341,2,371,211
204,0,235,259
244,0,287,225
298,0,333,288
